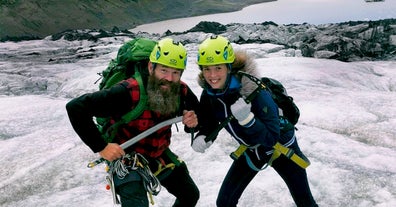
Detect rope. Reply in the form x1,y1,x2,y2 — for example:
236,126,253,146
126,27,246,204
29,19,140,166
133,153,161,196
108,153,161,196
108,155,130,179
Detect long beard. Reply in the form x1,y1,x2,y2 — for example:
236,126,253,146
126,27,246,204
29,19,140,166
146,74,180,115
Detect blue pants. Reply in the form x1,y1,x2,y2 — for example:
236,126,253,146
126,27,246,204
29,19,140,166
216,141,318,207
116,161,199,207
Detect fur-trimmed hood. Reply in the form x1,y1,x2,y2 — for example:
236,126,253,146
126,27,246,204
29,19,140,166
197,49,260,98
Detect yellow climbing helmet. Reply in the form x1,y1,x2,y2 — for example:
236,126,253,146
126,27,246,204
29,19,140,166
149,38,187,70
197,35,235,66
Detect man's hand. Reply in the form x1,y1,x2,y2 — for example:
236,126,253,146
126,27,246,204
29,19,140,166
183,110,198,128
99,143,125,161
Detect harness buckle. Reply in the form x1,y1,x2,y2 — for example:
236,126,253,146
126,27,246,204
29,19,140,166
230,144,248,160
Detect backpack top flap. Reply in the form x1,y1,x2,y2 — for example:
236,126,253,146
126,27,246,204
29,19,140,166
117,38,157,64
99,38,157,90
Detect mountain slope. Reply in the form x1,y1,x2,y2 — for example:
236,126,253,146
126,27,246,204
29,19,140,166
0,0,273,39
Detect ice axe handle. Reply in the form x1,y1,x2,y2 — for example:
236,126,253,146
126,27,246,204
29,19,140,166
204,115,234,143
87,157,105,168
87,116,183,168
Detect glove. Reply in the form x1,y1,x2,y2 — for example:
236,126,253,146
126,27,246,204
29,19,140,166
191,135,212,153
231,97,255,126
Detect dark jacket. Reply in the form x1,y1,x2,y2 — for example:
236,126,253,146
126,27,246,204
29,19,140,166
66,78,199,158
196,50,295,160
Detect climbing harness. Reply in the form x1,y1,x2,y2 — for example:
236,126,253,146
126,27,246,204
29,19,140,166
104,149,183,205
269,142,310,169
152,149,183,180
86,116,184,206
230,140,311,171
230,144,248,160
106,153,161,205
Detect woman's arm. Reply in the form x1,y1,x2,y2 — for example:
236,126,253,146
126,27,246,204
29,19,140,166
232,90,280,148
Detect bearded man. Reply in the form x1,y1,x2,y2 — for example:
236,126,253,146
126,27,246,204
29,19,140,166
66,38,200,207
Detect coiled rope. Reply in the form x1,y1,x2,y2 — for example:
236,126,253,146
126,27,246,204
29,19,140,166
108,153,161,196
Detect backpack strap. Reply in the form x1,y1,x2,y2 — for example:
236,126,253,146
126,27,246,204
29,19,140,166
237,71,267,103
120,70,148,122
101,69,148,143
239,71,296,131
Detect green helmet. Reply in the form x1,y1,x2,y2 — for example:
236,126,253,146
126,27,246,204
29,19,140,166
197,35,235,66
149,38,187,70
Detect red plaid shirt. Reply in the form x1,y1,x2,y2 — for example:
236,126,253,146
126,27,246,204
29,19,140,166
112,78,187,158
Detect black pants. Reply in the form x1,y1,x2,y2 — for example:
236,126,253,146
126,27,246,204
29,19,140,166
216,141,318,207
116,161,199,207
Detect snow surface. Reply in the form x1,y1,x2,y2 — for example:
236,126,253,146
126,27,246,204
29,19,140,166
0,36,395,206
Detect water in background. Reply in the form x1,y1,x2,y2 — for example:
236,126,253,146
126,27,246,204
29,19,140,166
131,0,396,34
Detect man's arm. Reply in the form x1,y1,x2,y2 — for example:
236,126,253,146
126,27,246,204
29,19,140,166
65,83,132,153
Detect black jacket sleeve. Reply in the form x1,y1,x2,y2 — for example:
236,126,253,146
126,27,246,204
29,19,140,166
181,85,200,111
195,92,220,141
65,83,132,153
180,85,200,133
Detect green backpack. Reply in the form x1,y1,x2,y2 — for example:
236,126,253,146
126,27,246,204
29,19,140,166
95,38,157,143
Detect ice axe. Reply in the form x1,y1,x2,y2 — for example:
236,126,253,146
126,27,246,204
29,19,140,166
87,116,183,168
